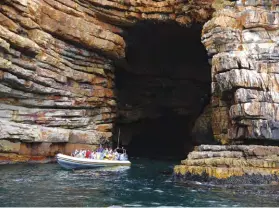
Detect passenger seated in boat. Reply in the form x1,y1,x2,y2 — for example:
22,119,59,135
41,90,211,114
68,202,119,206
85,150,91,158
103,148,108,157
75,151,83,158
72,149,79,157
90,151,96,159
76,149,86,158
119,153,126,161
102,148,111,160
110,155,114,160
96,151,103,160
113,151,120,160
71,146,128,160
96,145,104,153
119,148,128,161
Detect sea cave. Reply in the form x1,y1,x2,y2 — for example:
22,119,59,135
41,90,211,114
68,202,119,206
115,22,212,159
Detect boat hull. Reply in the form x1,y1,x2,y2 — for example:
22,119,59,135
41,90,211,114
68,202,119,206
56,153,131,170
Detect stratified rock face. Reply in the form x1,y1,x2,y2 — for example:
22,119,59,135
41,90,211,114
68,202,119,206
0,0,122,161
174,144,279,183
174,0,279,182
203,1,279,143
0,0,214,162
1,0,279,182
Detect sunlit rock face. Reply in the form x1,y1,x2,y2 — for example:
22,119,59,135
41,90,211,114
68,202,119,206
175,0,279,181
0,0,122,161
203,1,279,144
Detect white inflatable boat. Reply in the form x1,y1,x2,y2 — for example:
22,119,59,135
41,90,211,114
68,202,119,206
56,153,131,170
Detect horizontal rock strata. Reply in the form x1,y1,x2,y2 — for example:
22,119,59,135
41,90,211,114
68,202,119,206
0,0,215,163
174,0,279,183
2,0,279,187
0,0,119,162
174,145,279,183
203,0,279,143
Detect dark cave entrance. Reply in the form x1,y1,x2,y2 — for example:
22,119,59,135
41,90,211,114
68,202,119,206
115,22,212,159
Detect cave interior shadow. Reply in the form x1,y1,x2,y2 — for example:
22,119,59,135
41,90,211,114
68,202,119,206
115,21,212,160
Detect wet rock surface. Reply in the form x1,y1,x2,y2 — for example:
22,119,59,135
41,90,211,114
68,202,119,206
174,172,279,185
174,144,279,182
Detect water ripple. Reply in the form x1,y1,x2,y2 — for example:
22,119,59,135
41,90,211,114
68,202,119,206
1,159,279,206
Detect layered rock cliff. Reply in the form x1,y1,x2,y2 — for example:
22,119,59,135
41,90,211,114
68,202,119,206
0,0,214,163
175,0,279,182
205,1,279,144
0,0,120,162
1,0,279,182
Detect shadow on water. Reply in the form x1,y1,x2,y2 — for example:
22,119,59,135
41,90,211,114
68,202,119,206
1,158,279,206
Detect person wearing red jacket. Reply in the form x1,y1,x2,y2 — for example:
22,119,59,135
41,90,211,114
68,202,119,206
85,150,91,158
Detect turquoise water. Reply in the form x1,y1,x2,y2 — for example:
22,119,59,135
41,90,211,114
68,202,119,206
1,158,279,207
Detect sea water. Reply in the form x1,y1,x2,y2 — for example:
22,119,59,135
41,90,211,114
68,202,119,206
1,158,279,207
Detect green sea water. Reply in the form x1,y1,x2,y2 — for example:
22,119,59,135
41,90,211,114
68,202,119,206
1,158,279,207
